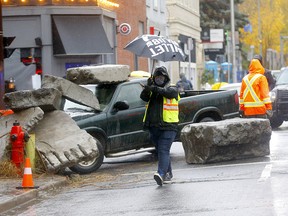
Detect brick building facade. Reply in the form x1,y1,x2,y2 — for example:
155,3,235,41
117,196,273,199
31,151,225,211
113,0,148,72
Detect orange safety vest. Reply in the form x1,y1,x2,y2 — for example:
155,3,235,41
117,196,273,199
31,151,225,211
239,59,272,116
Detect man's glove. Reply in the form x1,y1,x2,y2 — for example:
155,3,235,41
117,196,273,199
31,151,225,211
266,110,273,118
147,77,153,86
144,85,158,92
239,110,244,117
144,85,153,92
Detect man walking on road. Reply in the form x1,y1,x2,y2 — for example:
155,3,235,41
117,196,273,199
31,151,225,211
239,58,272,119
176,72,193,91
140,66,180,186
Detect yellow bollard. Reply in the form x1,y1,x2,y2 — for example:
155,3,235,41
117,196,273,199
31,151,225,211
25,133,35,170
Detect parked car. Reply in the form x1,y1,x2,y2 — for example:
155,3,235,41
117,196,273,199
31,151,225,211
219,83,241,95
271,70,281,81
64,78,240,174
269,67,288,128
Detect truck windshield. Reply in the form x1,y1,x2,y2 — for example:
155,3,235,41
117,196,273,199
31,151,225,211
64,84,117,112
276,68,288,85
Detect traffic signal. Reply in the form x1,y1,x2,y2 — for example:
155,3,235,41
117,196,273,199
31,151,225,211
3,36,16,58
225,31,229,41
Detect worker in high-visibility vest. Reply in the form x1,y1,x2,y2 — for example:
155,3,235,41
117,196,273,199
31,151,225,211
239,58,272,118
140,66,180,186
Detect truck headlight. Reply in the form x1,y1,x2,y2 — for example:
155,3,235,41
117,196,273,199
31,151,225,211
269,91,276,102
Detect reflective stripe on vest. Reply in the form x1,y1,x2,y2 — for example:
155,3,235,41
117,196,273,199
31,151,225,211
143,95,180,123
163,97,179,123
243,74,265,107
263,97,272,104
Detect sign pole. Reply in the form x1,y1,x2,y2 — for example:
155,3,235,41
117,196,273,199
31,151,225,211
230,0,237,83
188,37,193,78
0,2,5,109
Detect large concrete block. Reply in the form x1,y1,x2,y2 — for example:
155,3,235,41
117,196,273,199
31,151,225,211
3,88,63,112
42,75,100,110
34,110,99,173
66,64,130,84
181,118,272,164
0,107,44,160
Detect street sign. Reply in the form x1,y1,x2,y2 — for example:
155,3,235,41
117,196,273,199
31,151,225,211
119,23,131,35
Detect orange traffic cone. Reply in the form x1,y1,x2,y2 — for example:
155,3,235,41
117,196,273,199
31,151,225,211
16,158,39,189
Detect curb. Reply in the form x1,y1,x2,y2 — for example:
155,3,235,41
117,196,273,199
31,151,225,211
0,177,69,214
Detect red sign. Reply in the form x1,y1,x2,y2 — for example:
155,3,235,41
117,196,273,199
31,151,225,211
149,27,154,35
119,23,131,35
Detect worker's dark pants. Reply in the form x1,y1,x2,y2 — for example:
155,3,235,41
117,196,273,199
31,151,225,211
149,127,177,178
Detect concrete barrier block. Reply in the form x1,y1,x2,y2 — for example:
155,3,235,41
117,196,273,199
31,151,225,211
0,107,44,160
66,64,130,84
42,75,100,110
181,118,272,164
34,110,99,173
4,88,63,112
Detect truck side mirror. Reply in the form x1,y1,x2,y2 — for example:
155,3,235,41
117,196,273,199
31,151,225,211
113,101,129,111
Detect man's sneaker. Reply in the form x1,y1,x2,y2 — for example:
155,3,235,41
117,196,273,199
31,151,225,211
167,171,173,179
163,173,172,184
154,173,163,186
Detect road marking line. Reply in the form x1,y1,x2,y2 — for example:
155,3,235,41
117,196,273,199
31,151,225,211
258,164,272,182
122,159,287,176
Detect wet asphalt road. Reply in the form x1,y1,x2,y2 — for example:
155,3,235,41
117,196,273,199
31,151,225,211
4,123,288,216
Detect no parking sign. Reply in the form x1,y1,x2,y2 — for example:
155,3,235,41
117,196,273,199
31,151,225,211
119,23,131,35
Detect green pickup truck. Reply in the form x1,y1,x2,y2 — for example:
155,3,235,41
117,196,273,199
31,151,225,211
64,78,239,174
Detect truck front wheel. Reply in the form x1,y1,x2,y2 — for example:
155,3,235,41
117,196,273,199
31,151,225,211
199,117,215,122
269,116,283,129
69,139,104,174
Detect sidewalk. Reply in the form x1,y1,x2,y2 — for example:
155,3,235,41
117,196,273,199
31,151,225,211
0,174,68,214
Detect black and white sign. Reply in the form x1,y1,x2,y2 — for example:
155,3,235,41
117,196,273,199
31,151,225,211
119,23,131,35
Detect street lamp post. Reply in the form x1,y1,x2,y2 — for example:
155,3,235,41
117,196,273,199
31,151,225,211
226,32,231,83
230,0,237,83
257,0,262,56
0,2,4,110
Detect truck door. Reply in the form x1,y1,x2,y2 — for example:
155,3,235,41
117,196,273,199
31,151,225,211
107,82,151,152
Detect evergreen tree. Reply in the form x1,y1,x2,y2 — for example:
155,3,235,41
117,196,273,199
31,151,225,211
200,0,248,31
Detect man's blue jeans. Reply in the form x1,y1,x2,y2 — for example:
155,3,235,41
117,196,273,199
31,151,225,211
149,127,177,177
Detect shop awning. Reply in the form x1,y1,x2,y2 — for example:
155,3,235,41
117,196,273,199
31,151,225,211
52,15,113,56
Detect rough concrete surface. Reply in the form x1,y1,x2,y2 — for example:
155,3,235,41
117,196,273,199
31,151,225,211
181,118,272,164
41,75,100,110
1,64,131,173
34,110,99,172
66,64,130,84
0,107,44,160
3,88,63,112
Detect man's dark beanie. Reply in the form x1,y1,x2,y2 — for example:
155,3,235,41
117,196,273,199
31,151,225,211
253,55,263,65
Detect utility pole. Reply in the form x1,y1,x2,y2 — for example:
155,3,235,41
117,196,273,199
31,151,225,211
257,0,262,56
226,31,231,83
0,1,5,110
230,0,237,83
